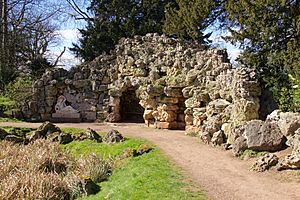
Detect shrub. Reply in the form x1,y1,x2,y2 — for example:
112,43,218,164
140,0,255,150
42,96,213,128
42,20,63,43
0,96,15,115
289,75,300,112
5,77,33,109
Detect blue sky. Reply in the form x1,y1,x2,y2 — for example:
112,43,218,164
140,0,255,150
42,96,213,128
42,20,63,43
53,28,241,68
51,9,241,69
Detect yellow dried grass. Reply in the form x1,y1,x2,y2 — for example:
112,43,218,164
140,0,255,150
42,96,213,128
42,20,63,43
0,140,75,200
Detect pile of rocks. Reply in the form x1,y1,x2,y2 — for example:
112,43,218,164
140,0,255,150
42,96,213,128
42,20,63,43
24,33,261,133
0,122,125,146
231,110,300,171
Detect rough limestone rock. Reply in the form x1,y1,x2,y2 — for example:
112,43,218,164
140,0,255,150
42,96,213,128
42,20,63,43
232,136,248,156
29,130,47,141
241,120,286,152
37,121,61,135
25,33,261,134
221,123,234,144
29,122,61,142
58,133,73,144
267,110,300,136
136,144,153,156
277,154,300,171
5,135,25,144
207,99,231,116
103,130,124,144
211,130,225,146
200,131,212,144
277,128,300,170
286,131,300,153
0,128,8,140
85,128,102,142
251,153,279,172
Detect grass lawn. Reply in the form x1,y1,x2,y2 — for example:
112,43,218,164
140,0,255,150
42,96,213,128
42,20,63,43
0,117,23,122
86,150,205,200
0,126,206,199
63,139,205,200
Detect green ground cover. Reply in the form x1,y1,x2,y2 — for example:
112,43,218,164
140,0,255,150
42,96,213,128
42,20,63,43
0,126,206,199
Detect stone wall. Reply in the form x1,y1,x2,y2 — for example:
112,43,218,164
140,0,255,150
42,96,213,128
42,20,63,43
24,33,261,140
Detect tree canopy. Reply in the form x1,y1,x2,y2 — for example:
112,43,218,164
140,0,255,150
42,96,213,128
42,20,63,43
224,0,300,111
0,0,67,88
163,0,225,42
70,0,175,61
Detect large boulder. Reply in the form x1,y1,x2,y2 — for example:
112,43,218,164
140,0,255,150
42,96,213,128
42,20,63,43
286,129,300,153
29,122,61,142
241,120,286,152
267,110,300,136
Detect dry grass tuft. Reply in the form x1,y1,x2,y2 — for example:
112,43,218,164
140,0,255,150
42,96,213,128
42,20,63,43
0,140,112,200
78,153,113,183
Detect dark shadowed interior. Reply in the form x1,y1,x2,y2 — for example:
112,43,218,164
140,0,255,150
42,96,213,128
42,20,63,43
120,89,145,123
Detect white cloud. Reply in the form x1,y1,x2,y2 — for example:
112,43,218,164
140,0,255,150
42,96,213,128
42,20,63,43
47,29,81,69
205,28,241,63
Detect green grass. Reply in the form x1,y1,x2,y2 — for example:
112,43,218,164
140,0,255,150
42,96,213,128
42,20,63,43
0,126,206,199
240,149,268,160
63,139,205,200
0,117,23,122
62,138,146,159
84,150,205,200
0,126,33,131
60,127,86,134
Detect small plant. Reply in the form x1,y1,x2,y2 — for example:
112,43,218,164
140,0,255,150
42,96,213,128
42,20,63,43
240,149,268,160
78,153,113,183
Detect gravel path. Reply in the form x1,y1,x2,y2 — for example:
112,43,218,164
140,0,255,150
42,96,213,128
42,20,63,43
1,122,300,200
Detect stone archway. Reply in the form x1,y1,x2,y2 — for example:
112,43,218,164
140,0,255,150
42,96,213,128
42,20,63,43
120,89,145,123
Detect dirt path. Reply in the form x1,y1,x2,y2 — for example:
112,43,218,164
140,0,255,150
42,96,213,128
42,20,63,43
1,122,300,200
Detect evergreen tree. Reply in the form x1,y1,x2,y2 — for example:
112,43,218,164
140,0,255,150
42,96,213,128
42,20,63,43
224,0,300,111
71,0,173,61
163,0,225,42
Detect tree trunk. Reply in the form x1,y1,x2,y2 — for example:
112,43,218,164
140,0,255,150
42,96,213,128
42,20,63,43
0,0,8,64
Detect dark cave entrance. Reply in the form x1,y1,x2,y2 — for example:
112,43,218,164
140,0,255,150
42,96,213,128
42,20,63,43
120,89,145,123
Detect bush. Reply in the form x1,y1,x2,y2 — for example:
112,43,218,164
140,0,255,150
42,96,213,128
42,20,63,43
5,77,33,109
288,75,300,112
0,96,16,115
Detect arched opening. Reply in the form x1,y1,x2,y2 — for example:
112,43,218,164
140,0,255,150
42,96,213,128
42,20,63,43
120,89,145,123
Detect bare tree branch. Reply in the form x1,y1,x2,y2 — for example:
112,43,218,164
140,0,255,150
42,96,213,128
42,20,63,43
66,0,92,21
53,46,66,67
